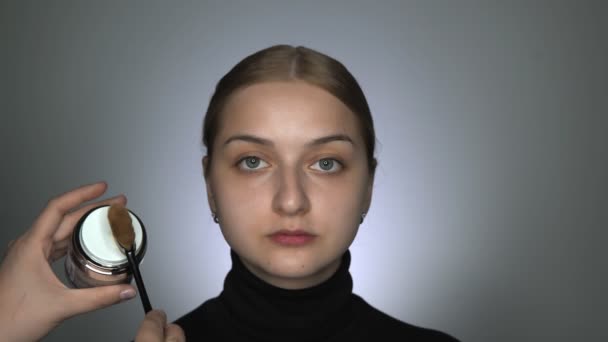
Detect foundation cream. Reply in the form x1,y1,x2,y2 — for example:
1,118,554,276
64,204,147,288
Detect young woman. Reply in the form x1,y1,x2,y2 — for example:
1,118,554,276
174,45,459,341
0,45,458,341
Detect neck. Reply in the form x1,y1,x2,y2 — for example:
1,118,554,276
219,249,356,341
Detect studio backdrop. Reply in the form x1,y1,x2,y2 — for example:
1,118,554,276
1,1,606,341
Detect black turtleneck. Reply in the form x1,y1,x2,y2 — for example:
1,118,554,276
174,250,459,341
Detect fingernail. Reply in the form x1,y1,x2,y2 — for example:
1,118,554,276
113,194,127,202
120,288,136,300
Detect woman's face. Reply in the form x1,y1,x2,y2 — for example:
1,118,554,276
204,81,373,289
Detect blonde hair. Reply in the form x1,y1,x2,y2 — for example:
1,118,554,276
202,44,377,175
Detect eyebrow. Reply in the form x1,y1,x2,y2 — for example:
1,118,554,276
222,134,355,148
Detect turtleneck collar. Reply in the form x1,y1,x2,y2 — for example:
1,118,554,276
219,250,356,341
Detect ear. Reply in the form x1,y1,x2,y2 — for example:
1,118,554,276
362,170,375,214
202,156,217,213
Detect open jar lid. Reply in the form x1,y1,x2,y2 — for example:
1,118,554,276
79,206,145,268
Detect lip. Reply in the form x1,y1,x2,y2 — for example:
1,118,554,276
268,229,316,246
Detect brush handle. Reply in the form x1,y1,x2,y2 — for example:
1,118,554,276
126,248,152,314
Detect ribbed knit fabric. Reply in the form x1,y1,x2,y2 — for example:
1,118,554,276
175,250,459,341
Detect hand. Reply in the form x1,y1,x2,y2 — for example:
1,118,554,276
0,182,138,341
135,310,185,342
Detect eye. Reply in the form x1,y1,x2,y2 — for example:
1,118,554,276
311,158,343,173
237,156,270,171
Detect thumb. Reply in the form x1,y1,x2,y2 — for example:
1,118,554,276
164,323,185,342
136,309,167,341
61,284,137,318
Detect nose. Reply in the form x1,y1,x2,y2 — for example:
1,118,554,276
272,167,311,217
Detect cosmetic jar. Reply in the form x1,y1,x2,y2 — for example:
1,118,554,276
64,205,147,288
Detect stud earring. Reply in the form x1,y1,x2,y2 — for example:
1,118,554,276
360,212,367,224
212,211,219,224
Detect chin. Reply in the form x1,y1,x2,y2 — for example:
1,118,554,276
261,250,338,284
236,242,343,287
269,268,317,283
263,265,328,290
265,249,319,273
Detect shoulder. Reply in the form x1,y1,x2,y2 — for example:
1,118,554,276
351,294,460,341
173,296,225,340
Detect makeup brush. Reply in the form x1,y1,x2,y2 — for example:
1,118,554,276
108,203,152,313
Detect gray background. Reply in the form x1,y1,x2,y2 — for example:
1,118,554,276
1,1,606,341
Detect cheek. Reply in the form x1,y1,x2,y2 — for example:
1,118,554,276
313,174,368,228
213,175,272,231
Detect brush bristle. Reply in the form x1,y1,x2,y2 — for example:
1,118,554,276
108,203,135,251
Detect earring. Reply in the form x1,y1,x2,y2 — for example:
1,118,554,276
360,212,367,224
212,211,219,224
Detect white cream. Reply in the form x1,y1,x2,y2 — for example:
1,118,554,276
79,206,144,267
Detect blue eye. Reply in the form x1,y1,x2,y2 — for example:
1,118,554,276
312,158,342,172
238,156,269,170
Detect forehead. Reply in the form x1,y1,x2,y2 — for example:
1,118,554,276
217,81,362,144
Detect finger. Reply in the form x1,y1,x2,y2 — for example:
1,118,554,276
31,182,108,241
59,284,136,319
164,324,185,342
52,194,127,243
48,238,69,262
135,310,167,341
